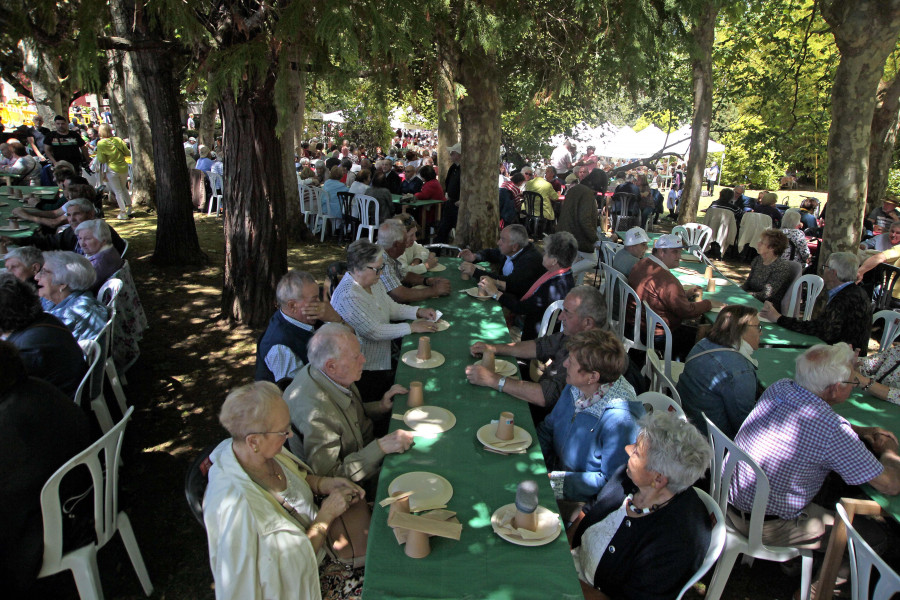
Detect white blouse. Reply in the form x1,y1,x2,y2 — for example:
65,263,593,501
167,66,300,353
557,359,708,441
859,345,900,405
571,498,629,584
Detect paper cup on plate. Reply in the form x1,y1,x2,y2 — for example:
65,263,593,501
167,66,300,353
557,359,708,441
417,337,432,361
482,349,495,373
408,381,424,407
496,411,515,440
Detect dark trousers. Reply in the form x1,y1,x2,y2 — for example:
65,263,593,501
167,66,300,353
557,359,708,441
436,200,459,243
358,369,394,437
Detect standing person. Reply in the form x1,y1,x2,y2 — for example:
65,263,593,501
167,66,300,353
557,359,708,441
436,142,461,243
186,113,196,130
556,179,599,280
94,123,133,219
705,161,719,195
551,140,575,180
43,115,91,175
30,115,50,159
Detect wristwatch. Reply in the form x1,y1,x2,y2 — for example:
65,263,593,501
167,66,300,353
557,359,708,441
497,376,507,393
492,292,501,300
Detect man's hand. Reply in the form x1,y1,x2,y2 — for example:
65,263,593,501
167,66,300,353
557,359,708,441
759,300,781,322
458,249,476,262
459,261,476,276
469,342,496,358
478,276,499,297
425,253,439,269
861,428,900,456
465,364,501,388
377,429,415,454
301,300,342,323
428,278,451,297
416,307,437,321
379,384,408,413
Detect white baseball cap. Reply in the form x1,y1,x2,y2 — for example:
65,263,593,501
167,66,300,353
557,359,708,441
654,234,683,249
624,227,651,246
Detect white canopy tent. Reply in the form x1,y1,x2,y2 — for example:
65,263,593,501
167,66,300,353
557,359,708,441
550,122,725,162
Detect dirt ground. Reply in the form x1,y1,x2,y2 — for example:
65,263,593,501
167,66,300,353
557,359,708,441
23,197,824,600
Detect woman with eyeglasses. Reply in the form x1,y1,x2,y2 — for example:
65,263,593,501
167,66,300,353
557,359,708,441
204,381,366,600
676,305,762,438
330,240,437,402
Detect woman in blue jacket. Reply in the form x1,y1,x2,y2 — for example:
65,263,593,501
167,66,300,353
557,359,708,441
537,329,643,503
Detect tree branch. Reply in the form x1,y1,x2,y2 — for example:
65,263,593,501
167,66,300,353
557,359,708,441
96,36,176,50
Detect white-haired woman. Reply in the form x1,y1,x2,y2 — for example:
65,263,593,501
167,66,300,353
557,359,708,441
3,246,43,285
204,382,366,600
75,219,123,294
94,123,132,220
37,251,108,341
571,411,712,600
780,208,811,265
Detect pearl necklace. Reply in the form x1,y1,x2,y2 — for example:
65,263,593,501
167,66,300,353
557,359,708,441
626,492,675,515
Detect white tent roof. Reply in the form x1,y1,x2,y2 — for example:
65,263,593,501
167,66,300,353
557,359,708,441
549,122,725,160
321,110,345,124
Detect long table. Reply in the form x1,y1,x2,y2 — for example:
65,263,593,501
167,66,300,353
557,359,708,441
362,257,582,599
391,194,444,223
0,188,44,239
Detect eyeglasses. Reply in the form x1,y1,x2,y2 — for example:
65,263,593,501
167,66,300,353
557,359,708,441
247,430,292,438
37,267,53,276
365,265,385,274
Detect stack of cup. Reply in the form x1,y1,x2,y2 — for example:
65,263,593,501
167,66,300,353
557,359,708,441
416,336,432,361
408,381,424,407
496,411,515,441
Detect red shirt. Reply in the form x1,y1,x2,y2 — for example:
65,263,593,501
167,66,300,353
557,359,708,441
415,179,444,201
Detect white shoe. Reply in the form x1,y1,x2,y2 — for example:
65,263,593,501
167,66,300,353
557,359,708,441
126,205,133,216
117,211,129,220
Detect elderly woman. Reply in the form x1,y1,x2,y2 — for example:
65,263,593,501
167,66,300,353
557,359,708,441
321,165,348,219
780,208,811,264
0,273,86,398
37,251,108,341
677,305,761,438
741,229,794,307
571,412,712,600
3,246,43,284
299,165,318,187
195,145,213,172
394,213,437,275
348,168,371,196
330,240,437,402
414,165,444,201
365,171,394,223
537,329,643,503
479,231,577,340
851,343,900,406
753,191,782,227
204,382,367,600
5,142,41,185
75,219,124,293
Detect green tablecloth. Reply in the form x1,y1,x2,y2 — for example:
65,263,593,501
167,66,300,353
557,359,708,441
755,347,900,520
0,195,39,239
362,258,582,600
0,185,59,196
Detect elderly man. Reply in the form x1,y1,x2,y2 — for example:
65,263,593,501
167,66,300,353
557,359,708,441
866,195,900,234
283,324,415,495
1,198,126,256
400,163,423,194
379,219,450,302
628,233,718,359
458,224,544,298
522,165,558,221
860,220,900,251
613,227,650,276
762,251,872,352
435,142,461,243
728,343,900,548
380,158,402,195
733,184,754,211
465,285,608,409
255,270,344,384
3,246,43,285
550,140,575,180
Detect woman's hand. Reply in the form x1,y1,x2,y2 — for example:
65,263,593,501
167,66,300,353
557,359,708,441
318,477,365,503
318,489,354,523
759,300,781,322
410,319,438,333
416,307,437,321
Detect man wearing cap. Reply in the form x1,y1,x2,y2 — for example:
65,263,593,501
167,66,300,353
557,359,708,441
613,227,650,276
436,142,461,243
628,234,719,358
866,196,900,235
523,165,558,222
557,178,599,279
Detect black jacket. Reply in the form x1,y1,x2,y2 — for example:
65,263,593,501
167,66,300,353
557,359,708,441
472,242,545,299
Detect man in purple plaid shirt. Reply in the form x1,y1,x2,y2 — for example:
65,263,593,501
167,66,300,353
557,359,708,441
728,343,900,548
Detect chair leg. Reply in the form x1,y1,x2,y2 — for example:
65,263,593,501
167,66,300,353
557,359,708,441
320,218,326,242
117,512,154,596
798,551,813,600
91,394,115,434
65,545,104,600
105,359,128,415
704,544,742,600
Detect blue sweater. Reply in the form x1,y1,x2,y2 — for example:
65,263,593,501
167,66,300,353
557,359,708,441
254,311,315,383
537,377,643,501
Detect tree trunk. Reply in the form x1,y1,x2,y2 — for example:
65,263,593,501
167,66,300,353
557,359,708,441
455,48,500,249
19,38,65,121
280,51,312,241
198,92,218,149
866,75,900,208
678,2,718,226
220,72,288,328
435,28,459,184
821,0,900,265
104,54,129,140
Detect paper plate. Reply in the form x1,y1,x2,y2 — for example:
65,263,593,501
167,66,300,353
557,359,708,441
681,276,729,287
476,424,532,452
404,406,456,433
475,358,517,377
491,504,561,546
401,349,446,369
680,253,702,263
434,319,450,331
427,263,447,272
0,202,8,207
709,305,775,323
465,287,491,300
0,226,27,232
389,472,454,512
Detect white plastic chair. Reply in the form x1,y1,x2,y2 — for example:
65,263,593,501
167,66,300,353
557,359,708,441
677,488,727,599
538,299,564,338
600,241,623,265
354,194,380,242
600,263,625,336
704,416,813,600
644,356,683,407
782,274,824,321
95,279,128,412
643,301,684,383
873,309,900,351
620,281,646,352
637,391,685,419
306,185,323,229
206,171,224,216
36,406,154,599
837,503,900,600
97,278,123,307
120,239,129,259
75,339,114,433
673,223,713,254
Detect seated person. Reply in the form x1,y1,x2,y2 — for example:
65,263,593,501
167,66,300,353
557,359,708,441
365,171,394,223
75,219,124,294
677,305,761,438
522,166,558,221
399,164,423,195
537,329,643,503
780,208,811,265
347,167,370,196
321,165,349,218
414,165,443,201
283,324,415,495
195,145,213,172
571,412,713,600
499,172,525,226
204,381,367,599
1,198,126,256
866,195,900,234
8,174,90,231
0,273,86,399
860,220,900,251
394,214,437,274
3,246,43,285
458,224,545,299
733,184,755,211
0,341,92,594
299,165,318,187
753,192,782,227
852,342,900,406
466,286,609,409
378,220,450,302
762,252,872,352
741,229,794,308
255,270,343,385
728,343,900,549
478,231,577,340
798,197,820,231
544,165,563,193
710,187,743,224
38,251,109,341
613,227,650,277
5,142,41,185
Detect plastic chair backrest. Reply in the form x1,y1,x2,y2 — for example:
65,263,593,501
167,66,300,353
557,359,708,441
355,194,380,228
39,406,134,572
783,274,824,320
207,171,224,195
620,281,645,352
637,391,685,419
523,190,545,218
677,488,727,599
874,309,900,351
185,443,218,528
673,223,713,253
308,186,323,214
120,239,129,259
643,301,674,381
298,183,310,213
600,263,626,338
98,278,124,309
778,261,804,314
538,300,564,338
74,339,104,410
875,264,900,311
837,503,900,600
600,241,623,265
645,357,683,406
